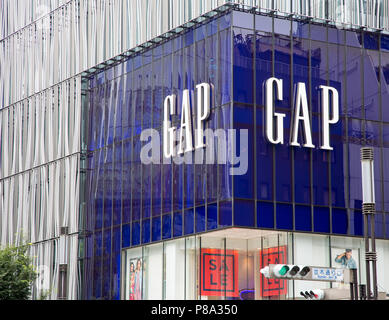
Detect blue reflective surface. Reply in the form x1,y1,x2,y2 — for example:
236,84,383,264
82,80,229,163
84,10,389,299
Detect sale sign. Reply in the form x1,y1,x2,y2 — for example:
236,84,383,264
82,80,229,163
259,245,287,297
200,248,239,297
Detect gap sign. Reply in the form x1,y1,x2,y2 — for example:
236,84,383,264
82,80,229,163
200,248,239,297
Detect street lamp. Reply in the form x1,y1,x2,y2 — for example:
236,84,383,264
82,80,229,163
360,147,378,300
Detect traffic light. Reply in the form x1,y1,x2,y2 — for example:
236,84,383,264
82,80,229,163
300,289,324,300
260,264,312,279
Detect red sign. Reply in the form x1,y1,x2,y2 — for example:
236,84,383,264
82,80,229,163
259,246,287,297
200,248,239,297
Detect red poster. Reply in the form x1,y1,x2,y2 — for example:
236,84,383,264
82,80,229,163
259,246,287,297
200,248,239,297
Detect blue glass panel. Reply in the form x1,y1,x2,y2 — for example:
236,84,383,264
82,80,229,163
122,224,131,248
164,40,172,56
314,206,330,233
332,208,348,234
134,68,142,135
328,27,344,45
132,140,141,220
173,36,184,51
328,41,345,115
106,68,114,81
102,256,110,299
111,252,120,300
113,143,122,226
152,217,161,242
162,214,172,239
143,64,152,128
381,52,389,122
346,30,362,47
276,203,293,230
206,33,218,106
207,203,218,230
349,210,363,236
274,18,290,36
184,209,194,235
311,24,326,42
348,142,362,210
195,24,206,41
206,109,218,203
173,162,183,212
311,40,327,113
312,116,329,206
153,45,163,60
131,221,140,246
220,13,231,31
122,140,131,224
257,201,274,228
94,231,102,258
256,32,272,106
114,77,123,140
207,18,218,36
173,212,183,237
274,34,291,108
346,46,363,118
195,206,206,233
153,61,163,127
375,213,384,239
220,28,231,105
294,147,311,204
233,11,253,29
255,15,272,33
382,35,389,51
104,147,113,228
256,107,273,200
125,59,132,73
383,148,389,212
142,163,151,219
142,219,150,244
233,105,254,198
103,229,111,258
233,27,253,104
152,163,162,217
330,118,346,208
275,113,292,203
93,259,102,299
162,163,172,214
298,20,311,38
219,106,232,201
134,55,142,69
234,200,255,227
295,205,311,231
364,50,380,121
122,73,133,139
364,32,379,50
185,29,194,47
386,214,389,239
219,201,232,227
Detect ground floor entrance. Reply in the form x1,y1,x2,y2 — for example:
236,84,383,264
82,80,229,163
121,228,389,300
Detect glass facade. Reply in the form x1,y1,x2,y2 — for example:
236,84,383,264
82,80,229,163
81,9,389,300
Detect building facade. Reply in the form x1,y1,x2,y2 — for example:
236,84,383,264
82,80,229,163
1,1,389,300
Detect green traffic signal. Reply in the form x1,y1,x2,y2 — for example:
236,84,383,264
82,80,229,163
279,265,290,276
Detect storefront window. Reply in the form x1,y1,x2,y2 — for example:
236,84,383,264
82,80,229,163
164,239,185,299
293,233,331,298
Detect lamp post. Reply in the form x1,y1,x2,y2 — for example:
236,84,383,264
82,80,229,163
360,147,378,300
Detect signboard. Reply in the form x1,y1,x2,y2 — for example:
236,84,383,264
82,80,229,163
311,267,344,282
200,248,239,297
259,246,288,297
